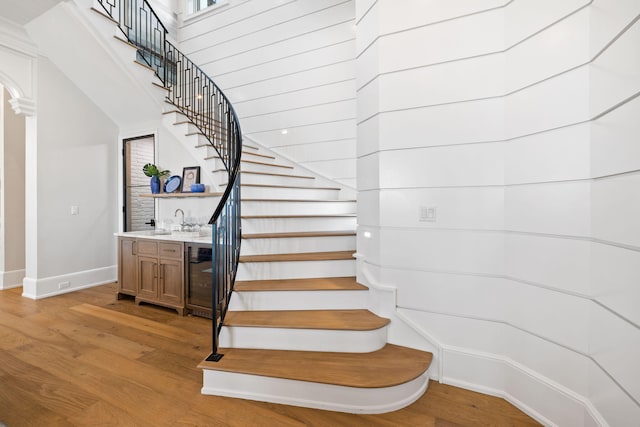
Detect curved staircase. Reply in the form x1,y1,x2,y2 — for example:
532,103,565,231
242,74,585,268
193,139,433,413
82,0,432,414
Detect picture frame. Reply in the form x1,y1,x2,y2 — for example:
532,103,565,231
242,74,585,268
181,166,201,192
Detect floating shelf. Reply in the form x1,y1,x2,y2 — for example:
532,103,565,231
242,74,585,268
140,192,222,198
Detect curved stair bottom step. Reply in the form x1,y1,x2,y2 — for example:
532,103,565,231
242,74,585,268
200,370,430,414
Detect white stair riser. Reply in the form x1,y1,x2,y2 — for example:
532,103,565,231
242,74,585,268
236,259,355,281
240,173,315,187
213,170,314,187
241,217,356,233
240,186,339,200
241,200,356,216
172,121,199,136
219,326,386,353
89,11,137,61
241,235,355,255
197,144,220,159
229,290,368,311
213,154,277,167
242,152,276,163
239,161,295,174
201,371,430,414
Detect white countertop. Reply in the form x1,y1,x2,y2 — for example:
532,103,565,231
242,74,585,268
114,230,213,244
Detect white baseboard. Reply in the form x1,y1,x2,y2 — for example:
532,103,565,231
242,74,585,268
0,269,25,290
22,265,117,299
355,257,608,427
441,346,584,427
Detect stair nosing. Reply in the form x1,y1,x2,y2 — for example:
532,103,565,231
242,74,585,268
232,183,340,190
91,7,119,24
234,277,367,292
236,159,294,169
239,251,355,263
242,231,355,239
113,35,137,50
242,151,275,160
241,199,355,203
241,214,355,218
241,171,314,179
224,309,388,331
152,82,170,92
133,59,156,73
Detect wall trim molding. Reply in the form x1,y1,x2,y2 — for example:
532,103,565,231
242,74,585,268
0,269,25,290
22,265,117,300
356,255,608,426
441,346,609,427
356,0,593,90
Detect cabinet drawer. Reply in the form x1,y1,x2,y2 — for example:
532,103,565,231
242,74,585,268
137,240,158,256
159,242,183,259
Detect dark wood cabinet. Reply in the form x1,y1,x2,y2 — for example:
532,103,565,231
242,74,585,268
117,237,185,315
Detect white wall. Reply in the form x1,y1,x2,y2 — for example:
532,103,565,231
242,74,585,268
21,57,120,298
177,0,357,189
356,0,640,425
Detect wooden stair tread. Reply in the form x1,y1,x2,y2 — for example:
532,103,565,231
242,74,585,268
242,230,355,239
242,214,355,218
133,60,155,72
113,35,137,50
234,276,367,292
240,159,293,169
152,82,169,91
91,7,118,24
196,144,259,151
239,171,315,179
224,309,388,331
237,183,340,190
239,251,355,263
199,344,432,388
242,151,275,159
242,199,355,203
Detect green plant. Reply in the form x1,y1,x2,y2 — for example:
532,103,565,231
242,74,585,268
143,163,170,178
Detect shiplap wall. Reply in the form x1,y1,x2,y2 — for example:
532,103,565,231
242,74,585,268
356,0,640,425
177,0,357,188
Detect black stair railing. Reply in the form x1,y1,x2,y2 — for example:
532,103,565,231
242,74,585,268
97,0,241,361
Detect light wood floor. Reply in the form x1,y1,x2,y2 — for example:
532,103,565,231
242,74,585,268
0,283,540,426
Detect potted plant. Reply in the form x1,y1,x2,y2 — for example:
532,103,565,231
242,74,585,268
143,163,170,194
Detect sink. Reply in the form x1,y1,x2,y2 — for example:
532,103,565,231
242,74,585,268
150,230,171,235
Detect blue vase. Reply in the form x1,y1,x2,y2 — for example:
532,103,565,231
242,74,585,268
150,175,161,194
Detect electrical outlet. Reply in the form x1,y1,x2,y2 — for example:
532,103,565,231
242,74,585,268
58,281,70,289
419,206,437,222
70,205,79,215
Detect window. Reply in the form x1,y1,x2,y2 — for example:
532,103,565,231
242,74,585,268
189,0,218,14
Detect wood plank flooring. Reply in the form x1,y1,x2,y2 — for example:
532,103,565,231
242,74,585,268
0,283,540,426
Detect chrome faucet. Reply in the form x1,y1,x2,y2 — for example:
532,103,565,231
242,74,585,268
174,208,185,225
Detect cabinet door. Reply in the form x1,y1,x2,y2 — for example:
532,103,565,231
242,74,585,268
138,256,158,299
118,238,137,295
159,258,183,305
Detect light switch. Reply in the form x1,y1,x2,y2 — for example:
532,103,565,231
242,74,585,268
70,205,79,215
419,206,436,222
